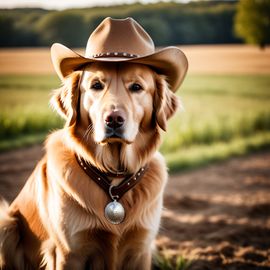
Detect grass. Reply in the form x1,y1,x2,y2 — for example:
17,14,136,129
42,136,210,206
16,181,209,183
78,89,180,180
161,74,270,170
166,132,270,172
154,252,192,270
0,74,270,171
161,74,270,152
0,133,47,152
0,75,63,140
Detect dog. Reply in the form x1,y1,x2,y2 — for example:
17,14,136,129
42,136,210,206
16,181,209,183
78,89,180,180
0,18,187,269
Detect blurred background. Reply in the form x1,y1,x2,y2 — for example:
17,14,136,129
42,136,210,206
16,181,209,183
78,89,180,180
0,0,270,269
0,0,269,170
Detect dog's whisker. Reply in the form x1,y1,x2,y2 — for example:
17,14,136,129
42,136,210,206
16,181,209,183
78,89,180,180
83,125,93,141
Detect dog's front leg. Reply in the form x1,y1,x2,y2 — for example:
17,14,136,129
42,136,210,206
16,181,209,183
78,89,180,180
42,246,87,270
132,252,152,270
55,250,88,270
118,250,152,270
117,227,154,270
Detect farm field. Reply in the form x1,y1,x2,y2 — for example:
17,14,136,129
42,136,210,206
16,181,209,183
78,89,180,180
0,45,270,75
0,45,270,269
0,72,270,170
0,142,269,269
0,45,270,170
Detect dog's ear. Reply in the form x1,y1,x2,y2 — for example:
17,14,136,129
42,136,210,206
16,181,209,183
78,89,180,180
153,74,179,131
50,72,81,127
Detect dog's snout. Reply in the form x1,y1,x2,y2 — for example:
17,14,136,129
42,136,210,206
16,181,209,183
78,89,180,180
104,110,125,129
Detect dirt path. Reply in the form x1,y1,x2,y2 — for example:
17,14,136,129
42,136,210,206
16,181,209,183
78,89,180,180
160,151,270,269
0,145,269,269
1,45,270,75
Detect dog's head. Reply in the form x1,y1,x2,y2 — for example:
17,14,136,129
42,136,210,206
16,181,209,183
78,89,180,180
51,62,178,172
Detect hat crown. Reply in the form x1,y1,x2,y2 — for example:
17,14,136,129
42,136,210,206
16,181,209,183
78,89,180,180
86,17,155,57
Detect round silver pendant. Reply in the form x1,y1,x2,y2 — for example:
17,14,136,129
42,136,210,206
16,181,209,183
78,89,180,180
105,200,125,224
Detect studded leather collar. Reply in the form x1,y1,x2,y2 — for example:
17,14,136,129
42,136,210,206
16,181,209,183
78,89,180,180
75,155,147,200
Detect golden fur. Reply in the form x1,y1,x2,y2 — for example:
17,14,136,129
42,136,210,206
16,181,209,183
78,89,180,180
0,62,178,269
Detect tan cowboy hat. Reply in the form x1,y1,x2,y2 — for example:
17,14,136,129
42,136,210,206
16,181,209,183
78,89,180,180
51,17,188,92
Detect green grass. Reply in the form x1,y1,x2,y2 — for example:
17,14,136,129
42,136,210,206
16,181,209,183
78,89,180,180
0,74,270,171
154,252,191,270
161,74,270,152
166,132,270,172
0,75,63,140
161,74,270,170
0,133,47,152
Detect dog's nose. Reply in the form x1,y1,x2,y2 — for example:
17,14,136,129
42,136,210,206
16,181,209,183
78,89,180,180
104,110,125,129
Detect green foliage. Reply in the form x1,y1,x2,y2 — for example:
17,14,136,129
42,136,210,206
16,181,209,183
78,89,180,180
139,17,171,46
234,0,270,48
155,254,173,270
37,11,88,47
0,9,44,47
176,256,192,270
0,74,270,172
159,74,270,171
0,133,47,152
166,132,270,172
161,74,270,152
0,16,17,46
0,1,239,47
0,75,62,141
154,252,191,270
14,12,42,46
0,110,63,139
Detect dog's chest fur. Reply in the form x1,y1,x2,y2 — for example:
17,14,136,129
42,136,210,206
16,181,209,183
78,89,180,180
35,131,168,256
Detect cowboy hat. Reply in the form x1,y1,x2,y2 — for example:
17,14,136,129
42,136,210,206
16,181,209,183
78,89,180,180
51,17,188,92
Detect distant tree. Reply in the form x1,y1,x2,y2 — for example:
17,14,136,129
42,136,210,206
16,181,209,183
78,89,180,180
139,17,171,46
0,16,16,46
14,13,41,46
37,11,88,47
235,0,270,49
0,1,240,47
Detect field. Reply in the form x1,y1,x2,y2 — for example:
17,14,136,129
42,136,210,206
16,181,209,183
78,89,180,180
0,45,270,269
1,45,270,75
0,137,269,270
0,74,62,149
1,46,270,171
0,70,270,170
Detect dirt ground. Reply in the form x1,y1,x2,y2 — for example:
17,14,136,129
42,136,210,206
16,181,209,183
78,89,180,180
0,45,270,75
159,151,270,269
0,145,269,269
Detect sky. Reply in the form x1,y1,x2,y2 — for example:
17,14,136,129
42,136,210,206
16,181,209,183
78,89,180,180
0,0,189,10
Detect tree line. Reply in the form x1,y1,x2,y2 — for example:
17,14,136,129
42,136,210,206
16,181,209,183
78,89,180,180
0,1,243,48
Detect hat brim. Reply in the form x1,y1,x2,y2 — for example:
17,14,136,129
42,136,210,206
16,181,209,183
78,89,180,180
51,43,188,92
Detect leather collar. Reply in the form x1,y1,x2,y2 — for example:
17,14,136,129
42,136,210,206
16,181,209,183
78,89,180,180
75,155,147,200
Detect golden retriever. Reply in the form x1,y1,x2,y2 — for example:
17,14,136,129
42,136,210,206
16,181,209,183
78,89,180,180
0,62,178,269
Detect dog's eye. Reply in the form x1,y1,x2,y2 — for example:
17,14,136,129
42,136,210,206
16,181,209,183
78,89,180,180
129,83,143,92
91,81,104,91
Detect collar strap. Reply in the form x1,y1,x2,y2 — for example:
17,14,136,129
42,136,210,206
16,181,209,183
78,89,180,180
97,169,128,179
75,155,147,200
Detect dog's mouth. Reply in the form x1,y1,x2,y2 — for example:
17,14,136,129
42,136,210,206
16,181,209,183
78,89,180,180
100,136,132,145
99,128,132,145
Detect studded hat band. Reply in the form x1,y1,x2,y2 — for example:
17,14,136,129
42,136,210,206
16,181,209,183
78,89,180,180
75,154,147,200
92,52,139,58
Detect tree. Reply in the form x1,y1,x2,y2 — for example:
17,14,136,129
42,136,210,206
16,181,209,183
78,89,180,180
139,17,171,46
37,11,88,47
0,16,16,46
0,1,240,47
234,0,270,49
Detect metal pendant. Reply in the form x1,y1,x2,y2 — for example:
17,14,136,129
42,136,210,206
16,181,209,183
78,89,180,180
105,200,125,224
